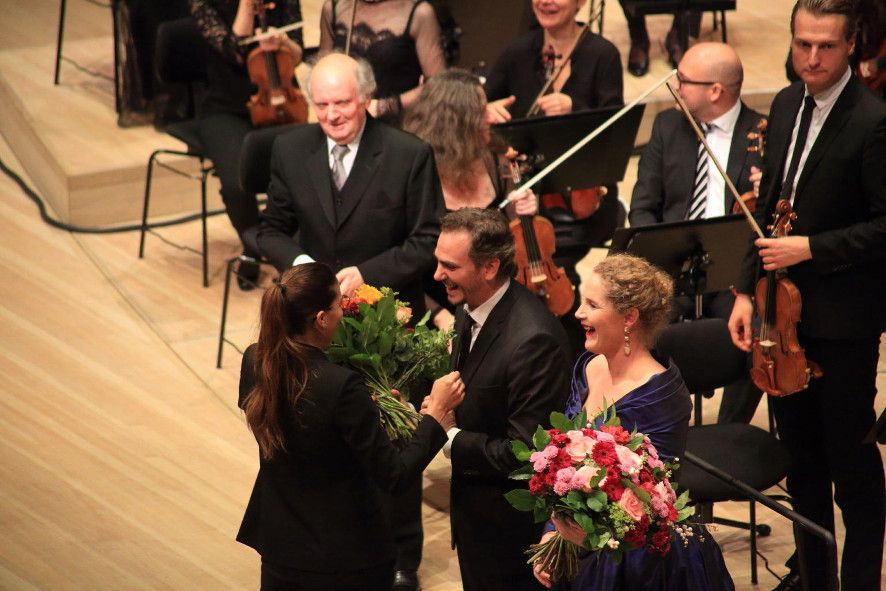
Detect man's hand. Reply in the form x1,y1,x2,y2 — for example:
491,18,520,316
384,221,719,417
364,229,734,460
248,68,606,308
486,96,515,124
336,266,364,297
755,235,812,271
536,92,573,116
728,293,754,352
749,165,762,198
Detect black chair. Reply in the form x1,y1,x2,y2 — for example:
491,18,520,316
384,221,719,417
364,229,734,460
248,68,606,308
137,17,214,287
216,123,300,368
620,0,736,49
655,318,792,585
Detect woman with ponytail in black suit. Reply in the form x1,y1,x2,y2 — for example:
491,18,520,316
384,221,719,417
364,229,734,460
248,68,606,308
237,262,465,590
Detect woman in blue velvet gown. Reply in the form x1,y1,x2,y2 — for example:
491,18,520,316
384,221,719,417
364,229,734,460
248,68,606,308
533,253,735,591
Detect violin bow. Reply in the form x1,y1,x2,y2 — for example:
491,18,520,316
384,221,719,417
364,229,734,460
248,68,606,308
500,69,678,210
238,21,304,45
664,82,765,239
344,0,359,55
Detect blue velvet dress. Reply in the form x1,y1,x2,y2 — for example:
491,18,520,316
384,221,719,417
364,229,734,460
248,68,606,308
552,351,735,591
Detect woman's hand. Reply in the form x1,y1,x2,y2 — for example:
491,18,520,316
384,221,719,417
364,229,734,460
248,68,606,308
551,513,587,547
508,188,538,216
486,96,515,124
532,531,557,588
536,92,573,116
424,371,465,424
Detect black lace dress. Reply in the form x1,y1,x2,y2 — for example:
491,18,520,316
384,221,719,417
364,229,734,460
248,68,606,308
319,0,445,116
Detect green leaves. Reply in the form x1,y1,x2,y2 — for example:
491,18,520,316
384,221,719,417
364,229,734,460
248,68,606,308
549,412,574,434
533,425,551,450
505,489,537,512
511,439,532,462
585,491,607,512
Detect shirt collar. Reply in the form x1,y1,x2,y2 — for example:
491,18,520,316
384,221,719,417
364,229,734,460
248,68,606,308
708,98,742,134
326,118,367,156
805,66,851,109
464,280,510,328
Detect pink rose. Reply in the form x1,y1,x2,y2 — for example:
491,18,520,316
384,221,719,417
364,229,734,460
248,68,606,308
565,430,596,462
595,431,616,443
618,488,647,521
571,465,600,492
654,480,676,503
645,441,660,459
396,306,412,324
615,445,642,474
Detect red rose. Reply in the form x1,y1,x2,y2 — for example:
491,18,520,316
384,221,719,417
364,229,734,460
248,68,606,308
637,469,653,484
624,520,648,547
592,441,618,467
601,478,625,501
582,428,596,437
550,432,569,447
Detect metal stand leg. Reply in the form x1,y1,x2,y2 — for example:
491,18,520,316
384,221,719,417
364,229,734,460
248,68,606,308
200,160,209,288
138,150,160,259
54,0,67,85
217,258,236,368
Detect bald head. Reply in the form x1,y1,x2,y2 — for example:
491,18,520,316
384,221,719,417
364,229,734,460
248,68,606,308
677,42,744,121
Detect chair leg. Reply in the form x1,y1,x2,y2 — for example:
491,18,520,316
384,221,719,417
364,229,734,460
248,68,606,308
139,150,161,259
217,257,236,368
749,500,758,584
200,160,210,288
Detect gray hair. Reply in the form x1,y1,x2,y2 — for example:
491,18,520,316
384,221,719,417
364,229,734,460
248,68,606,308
305,52,377,102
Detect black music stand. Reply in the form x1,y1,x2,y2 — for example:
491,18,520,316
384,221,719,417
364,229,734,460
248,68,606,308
610,214,750,319
492,104,645,196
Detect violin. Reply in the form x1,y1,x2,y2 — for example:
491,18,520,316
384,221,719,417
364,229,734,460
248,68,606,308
246,0,308,128
749,199,822,396
504,149,575,317
730,118,767,215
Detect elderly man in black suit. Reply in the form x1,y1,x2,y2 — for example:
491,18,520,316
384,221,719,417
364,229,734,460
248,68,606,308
429,208,570,591
729,1,885,589
258,52,443,315
629,41,764,424
257,52,444,591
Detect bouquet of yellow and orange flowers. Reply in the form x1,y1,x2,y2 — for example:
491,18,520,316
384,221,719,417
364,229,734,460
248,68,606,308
326,285,451,442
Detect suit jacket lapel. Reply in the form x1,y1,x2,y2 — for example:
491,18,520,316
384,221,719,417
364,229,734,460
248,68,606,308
794,79,860,205
306,131,337,228
459,284,517,384
336,118,382,229
723,103,753,210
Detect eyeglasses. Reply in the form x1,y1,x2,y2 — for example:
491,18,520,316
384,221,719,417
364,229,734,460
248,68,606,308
675,72,718,88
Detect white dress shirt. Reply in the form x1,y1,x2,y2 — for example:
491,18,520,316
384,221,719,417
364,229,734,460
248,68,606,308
702,98,742,218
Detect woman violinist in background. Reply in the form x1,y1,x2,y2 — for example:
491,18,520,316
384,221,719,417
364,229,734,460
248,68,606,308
237,263,464,590
402,69,538,331
319,0,446,123
190,0,303,289
484,0,626,356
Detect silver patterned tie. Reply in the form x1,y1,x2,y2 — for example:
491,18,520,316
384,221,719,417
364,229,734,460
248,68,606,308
331,144,350,191
687,123,712,220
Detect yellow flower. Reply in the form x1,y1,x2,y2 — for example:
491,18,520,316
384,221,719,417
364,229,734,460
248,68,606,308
354,284,383,305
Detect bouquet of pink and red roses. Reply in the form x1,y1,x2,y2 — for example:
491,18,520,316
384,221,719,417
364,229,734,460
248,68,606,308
326,285,450,443
505,406,693,581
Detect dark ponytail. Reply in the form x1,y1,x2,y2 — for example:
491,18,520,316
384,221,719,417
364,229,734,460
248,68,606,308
242,263,338,459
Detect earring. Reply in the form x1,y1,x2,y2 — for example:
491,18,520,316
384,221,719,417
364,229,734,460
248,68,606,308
623,326,631,356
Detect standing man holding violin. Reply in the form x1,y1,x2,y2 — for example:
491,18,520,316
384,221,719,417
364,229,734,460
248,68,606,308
190,0,304,289
728,1,886,589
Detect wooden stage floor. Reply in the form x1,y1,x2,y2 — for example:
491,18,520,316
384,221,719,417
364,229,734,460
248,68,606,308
1,0,883,589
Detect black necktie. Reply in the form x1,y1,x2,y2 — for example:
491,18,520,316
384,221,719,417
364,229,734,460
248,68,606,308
454,314,476,371
779,96,817,201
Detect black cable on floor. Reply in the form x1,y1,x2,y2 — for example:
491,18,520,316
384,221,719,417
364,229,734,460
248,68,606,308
60,56,115,83
0,155,227,234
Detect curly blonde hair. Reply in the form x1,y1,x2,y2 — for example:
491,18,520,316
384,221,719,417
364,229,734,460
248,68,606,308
594,254,673,343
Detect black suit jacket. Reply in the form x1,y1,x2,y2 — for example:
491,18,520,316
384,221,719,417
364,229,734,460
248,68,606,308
629,103,763,226
236,345,446,571
257,116,444,312
448,282,570,570
736,78,886,339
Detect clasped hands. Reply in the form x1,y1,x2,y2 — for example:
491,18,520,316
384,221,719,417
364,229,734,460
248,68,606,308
420,371,465,430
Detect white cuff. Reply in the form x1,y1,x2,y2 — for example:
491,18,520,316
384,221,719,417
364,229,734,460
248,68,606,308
292,254,315,266
442,427,461,459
